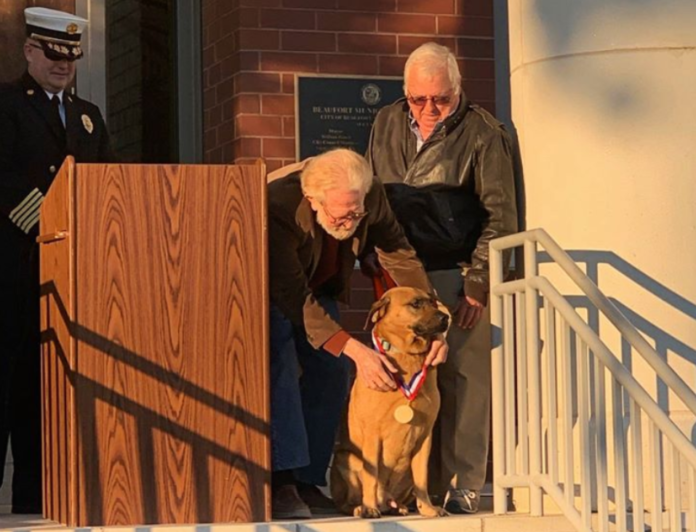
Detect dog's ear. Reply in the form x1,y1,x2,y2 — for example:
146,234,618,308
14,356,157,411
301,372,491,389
365,296,390,329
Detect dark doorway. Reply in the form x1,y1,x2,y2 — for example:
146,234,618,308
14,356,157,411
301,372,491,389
105,0,178,163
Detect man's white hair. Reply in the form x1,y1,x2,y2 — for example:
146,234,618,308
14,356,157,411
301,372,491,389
403,42,462,96
301,148,373,203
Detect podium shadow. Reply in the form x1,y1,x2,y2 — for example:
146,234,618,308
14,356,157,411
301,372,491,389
40,280,270,525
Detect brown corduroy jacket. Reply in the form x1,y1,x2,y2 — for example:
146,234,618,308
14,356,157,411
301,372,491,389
268,171,432,351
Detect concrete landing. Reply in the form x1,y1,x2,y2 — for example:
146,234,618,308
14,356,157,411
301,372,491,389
0,512,575,532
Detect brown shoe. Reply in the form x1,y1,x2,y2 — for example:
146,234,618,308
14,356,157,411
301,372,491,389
272,484,312,520
296,482,337,515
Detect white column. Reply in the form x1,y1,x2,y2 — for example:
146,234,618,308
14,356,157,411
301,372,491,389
509,0,696,415
507,0,696,512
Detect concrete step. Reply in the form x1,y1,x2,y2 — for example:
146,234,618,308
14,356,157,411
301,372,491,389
0,513,575,532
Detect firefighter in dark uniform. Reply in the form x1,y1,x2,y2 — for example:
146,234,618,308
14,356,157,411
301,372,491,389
0,7,112,514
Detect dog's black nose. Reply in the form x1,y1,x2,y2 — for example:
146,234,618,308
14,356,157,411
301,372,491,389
438,312,449,327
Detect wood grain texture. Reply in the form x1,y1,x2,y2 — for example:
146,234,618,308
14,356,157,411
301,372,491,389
39,156,77,525
40,163,269,526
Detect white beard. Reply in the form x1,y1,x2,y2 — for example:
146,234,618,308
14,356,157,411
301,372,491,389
316,213,358,241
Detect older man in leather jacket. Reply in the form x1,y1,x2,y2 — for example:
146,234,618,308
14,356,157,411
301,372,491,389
365,42,518,514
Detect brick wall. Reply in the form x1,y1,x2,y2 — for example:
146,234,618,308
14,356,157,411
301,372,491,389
201,0,496,336
201,0,496,170
106,0,144,160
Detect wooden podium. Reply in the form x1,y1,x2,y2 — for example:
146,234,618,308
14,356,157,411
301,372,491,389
38,158,270,526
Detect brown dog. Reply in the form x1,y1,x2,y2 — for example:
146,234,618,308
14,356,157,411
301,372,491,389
330,286,450,518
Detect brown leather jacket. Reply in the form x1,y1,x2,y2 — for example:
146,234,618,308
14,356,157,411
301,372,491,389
268,172,431,349
366,97,518,304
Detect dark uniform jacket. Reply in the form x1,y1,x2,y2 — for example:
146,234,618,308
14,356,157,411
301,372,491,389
268,172,431,350
0,72,111,247
366,96,518,304
0,72,112,506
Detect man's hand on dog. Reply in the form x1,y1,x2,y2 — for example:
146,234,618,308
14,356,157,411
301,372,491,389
454,295,484,329
343,338,398,392
424,335,448,367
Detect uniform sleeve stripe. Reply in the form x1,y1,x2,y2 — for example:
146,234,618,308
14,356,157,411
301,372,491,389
10,188,43,222
20,210,42,234
14,195,44,228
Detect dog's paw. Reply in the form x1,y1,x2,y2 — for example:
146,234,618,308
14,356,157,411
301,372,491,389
418,503,448,517
384,499,409,516
354,505,382,519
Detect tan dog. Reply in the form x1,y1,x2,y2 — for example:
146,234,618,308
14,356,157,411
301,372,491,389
330,287,450,518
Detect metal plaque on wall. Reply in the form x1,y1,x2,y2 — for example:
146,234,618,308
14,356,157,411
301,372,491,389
295,74,404,160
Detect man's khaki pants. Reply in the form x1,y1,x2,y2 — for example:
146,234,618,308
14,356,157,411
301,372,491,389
427,269,491,496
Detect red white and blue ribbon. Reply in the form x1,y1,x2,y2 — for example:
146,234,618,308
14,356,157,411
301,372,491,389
372,330,428,401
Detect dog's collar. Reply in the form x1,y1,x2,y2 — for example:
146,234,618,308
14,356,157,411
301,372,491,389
372,335,399,355
371,330,428,401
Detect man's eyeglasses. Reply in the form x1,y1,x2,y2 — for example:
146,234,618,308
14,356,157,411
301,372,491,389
29,43,77,63
406,94,453,107
321,202,368,226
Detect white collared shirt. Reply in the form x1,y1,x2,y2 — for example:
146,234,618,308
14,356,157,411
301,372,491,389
408,98,460,151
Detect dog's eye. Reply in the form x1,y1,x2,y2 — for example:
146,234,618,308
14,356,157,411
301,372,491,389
409,299,423,309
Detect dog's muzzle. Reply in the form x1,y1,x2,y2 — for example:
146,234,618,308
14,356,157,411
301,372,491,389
412,310,450,337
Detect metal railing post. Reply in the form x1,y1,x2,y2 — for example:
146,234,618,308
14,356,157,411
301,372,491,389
490,244,507,514
524,239,543,515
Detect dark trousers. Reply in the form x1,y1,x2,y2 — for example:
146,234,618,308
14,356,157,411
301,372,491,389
0,230,42,513
269,299,351,486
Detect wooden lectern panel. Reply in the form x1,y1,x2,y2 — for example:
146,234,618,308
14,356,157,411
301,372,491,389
40,162,269,526
40,156,77,525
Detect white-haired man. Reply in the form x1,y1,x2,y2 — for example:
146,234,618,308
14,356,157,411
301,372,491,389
267,148,447,519
365,43,518,514
0,8,112,514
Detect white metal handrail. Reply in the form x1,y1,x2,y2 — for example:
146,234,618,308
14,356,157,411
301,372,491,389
489,229,696,532
491,228,696,419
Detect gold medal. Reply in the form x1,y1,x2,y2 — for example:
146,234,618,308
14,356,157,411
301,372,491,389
394,404,414,424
